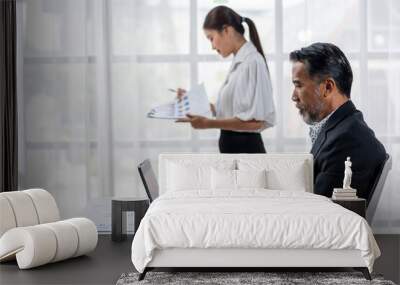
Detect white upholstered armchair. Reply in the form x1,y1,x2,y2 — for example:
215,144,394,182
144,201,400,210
0,189,98,269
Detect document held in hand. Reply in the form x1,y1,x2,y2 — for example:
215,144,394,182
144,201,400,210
147,83,211,119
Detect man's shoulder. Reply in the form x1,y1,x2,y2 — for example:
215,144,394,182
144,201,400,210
330,109,372,138
323,109,386,158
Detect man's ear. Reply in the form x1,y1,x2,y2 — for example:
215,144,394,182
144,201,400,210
323,78,336,97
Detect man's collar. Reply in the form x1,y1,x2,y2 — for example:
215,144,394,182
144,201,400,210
323,100,356,131
310,100,357,156
309,111,334,145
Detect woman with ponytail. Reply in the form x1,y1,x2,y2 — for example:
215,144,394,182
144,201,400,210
177,6,275,153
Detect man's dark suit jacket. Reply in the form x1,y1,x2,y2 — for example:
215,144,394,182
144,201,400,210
311,100,386,200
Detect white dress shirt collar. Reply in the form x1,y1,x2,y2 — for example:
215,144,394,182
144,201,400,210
309,111,335,145
231,41,258,67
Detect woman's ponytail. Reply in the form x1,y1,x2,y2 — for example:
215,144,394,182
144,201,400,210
243,17,266,61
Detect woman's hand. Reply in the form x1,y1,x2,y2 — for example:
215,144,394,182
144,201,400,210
210,103,216,117
176,88,186,100
176,114,211,129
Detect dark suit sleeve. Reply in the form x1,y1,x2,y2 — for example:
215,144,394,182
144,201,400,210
315,171,343,197
314,131,381,198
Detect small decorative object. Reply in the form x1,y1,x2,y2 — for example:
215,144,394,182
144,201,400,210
332,157,358,200
343,157,353,189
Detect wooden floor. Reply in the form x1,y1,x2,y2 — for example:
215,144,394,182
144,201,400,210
0,235,399,285
0,235,133,285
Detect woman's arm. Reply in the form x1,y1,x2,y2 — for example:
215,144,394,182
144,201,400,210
208,117,264,131
177,114,265,131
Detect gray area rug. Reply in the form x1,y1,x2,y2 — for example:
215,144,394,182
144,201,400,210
116,271,396,285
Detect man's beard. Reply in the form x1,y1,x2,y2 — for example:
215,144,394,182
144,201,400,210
300,107,321,125
299,90,325,125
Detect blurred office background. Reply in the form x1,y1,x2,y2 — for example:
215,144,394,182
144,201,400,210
16,0,399,232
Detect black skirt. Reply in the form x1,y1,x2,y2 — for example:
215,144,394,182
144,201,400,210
218,130,266,154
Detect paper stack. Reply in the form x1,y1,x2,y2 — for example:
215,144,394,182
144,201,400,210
332,188,358,200
147,83,211,119
147,102,176,119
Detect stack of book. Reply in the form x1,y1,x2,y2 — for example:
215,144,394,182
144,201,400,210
332,188,358,200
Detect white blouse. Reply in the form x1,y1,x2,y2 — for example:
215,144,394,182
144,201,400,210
215,41,276,132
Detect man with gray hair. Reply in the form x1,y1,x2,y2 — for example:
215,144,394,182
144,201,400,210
290,42,386,201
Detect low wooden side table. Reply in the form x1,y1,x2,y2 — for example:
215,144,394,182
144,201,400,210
112,197,150,242
331,198,366,218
